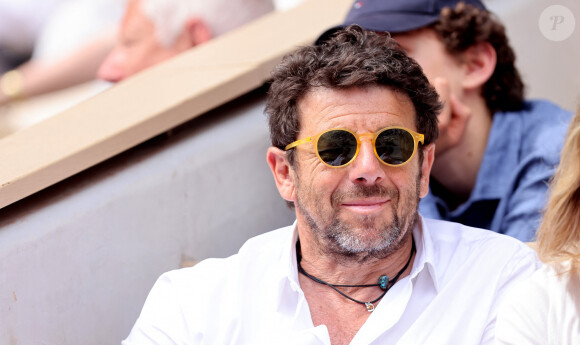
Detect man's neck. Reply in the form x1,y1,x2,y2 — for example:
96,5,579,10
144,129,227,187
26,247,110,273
295,215,416,282
295,222,416,344
430,96,492,210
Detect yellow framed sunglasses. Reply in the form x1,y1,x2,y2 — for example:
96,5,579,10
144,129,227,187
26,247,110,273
284,126,424,168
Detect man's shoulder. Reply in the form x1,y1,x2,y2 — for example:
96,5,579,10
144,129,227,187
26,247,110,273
161,224,294,287
495,99,570,132
508,99,570,121
506,100,571,139
421,218,540,296
238,224,295,253
423,217,530,244
519,100,571,159
231,224,296,267
422,217,537,262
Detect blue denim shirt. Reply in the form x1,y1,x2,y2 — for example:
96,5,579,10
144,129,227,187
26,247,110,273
419,100,571,242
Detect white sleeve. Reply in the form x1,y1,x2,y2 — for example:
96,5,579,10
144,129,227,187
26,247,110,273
122,272,191,345
494,269,548,345
479,245,541,345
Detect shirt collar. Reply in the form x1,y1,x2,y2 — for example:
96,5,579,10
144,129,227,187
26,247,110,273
411,215,440,292
275,220,301,304
287,221,301,285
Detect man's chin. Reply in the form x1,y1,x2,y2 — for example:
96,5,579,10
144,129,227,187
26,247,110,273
330,212,405,253
334,221,393,244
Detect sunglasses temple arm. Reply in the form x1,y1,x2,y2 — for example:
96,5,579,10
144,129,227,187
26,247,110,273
285,137,313,151
416,133,424,145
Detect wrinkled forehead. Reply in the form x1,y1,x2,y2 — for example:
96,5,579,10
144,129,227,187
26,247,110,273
297,86,418,133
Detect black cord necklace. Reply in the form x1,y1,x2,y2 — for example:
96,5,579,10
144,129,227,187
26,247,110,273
297,237,415,312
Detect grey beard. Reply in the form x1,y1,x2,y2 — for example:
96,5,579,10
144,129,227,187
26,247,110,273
297,183,419,263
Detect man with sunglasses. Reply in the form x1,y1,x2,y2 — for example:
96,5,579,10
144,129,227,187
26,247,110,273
316,0,571,242
122,26,538,345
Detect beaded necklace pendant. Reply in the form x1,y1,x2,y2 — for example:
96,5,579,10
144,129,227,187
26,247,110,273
378,275,389,290
365,302,375,312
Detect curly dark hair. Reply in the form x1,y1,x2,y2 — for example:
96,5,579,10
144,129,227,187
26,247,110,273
432,2,525,113
265,25,441,166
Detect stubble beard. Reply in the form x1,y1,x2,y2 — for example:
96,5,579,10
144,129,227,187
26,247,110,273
296,177,421,263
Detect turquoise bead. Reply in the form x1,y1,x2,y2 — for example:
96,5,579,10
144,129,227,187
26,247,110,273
378,275,389,290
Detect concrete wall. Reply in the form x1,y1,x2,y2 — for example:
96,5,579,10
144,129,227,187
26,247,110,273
0,89,295,344
487,0,580,111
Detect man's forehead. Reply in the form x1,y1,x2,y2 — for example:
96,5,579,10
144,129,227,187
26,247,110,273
122,0,153,35
123,0,141,26
297,86,417,129
392,27,437,44
299,86,415,113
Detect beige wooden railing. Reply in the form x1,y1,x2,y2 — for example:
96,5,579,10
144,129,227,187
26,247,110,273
0,0,352,209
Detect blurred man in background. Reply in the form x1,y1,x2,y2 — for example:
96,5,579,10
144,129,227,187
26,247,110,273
98,0,274,82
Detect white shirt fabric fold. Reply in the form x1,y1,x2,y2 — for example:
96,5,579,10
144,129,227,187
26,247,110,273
123,216,539,345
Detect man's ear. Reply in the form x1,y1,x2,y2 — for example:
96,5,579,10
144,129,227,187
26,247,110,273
460,41,497,91
419,143,435,198
175,17,212,50
267,147,297,202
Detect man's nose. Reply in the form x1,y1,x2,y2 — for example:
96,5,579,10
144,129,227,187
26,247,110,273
348,138,386,185
97,48,126,83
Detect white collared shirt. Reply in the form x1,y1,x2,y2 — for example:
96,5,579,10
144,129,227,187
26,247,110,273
123,216,540,345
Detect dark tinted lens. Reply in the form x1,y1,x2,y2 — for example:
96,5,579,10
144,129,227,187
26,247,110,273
375,129,415,165
317,130,358,166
